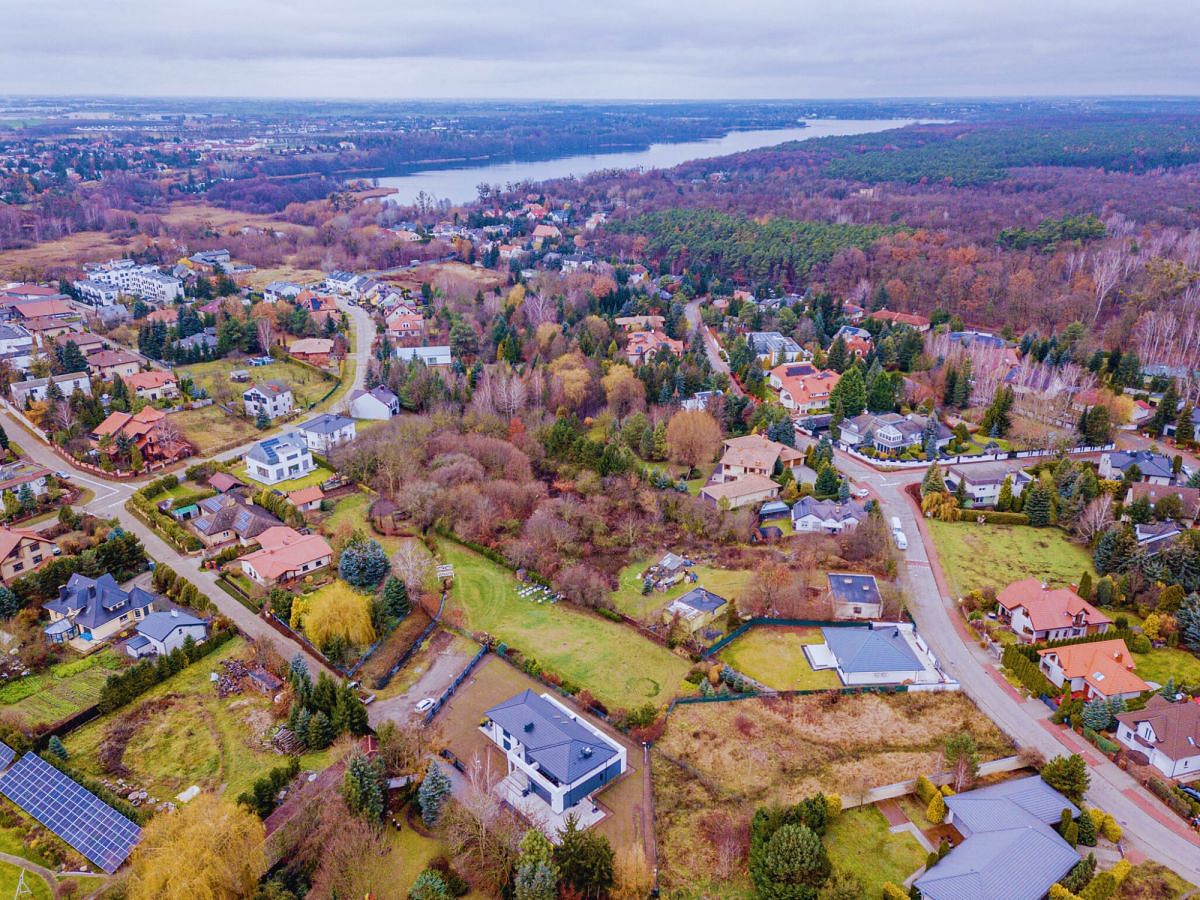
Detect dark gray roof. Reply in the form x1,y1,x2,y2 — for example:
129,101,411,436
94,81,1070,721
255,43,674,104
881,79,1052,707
486,690,619,785
136,610,206,643
792,498,868,525
192,494,280,538
1109,450,1174,480
298,413,354,435
826,573,881,606
44,574,155,630
822,626,921,673
946,775,1079,833
673,587,728,615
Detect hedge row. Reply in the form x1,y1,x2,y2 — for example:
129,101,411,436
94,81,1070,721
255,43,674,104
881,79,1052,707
151,563,215,614
954,509,1030,525
136,474,179,501
98,628,233,714
1002,645,1060,697
127,493,203,553
1147,777,1197,819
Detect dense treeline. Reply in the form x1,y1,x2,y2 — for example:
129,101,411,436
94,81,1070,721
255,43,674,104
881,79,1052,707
997,214,1107,251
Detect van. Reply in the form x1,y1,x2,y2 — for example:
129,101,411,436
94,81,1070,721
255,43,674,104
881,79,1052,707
890,516,903,533
893,529,908,551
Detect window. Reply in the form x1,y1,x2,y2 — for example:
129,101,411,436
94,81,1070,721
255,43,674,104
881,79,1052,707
11,563,21,573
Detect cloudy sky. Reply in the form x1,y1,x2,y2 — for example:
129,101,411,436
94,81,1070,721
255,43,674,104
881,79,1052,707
5,0,1200,99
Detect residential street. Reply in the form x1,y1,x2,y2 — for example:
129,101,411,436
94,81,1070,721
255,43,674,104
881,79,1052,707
684,299,741,395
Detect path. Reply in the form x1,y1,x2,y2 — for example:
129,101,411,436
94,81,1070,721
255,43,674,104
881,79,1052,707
366,637,474,729
683,299,740,396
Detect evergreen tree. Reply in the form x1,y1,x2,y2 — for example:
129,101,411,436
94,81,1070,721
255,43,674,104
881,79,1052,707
1151,381,1180,436
0,586,19,620
1177,593,1200,650
409,870,451,900
418,761,452,827
381,576,410,619
342,750,386,820
1024,482,1052,527
47,736,68,760
17,484,34,514
1076,808,1097,846
996,475,1013,512
256,411,270,430
814,464,840,499
306,710,333,750
825,336,848,373
515,829,559,900
837,480,850,503
829,365,866,417
921,464,948,496
750,823,831,898
1081,697,1113,731
554,815,615,896
952,361,972,407
0,426,8,453
1077,571,1093,600
338,535,390,589
1040,754,1090,803
1177,403,1195,445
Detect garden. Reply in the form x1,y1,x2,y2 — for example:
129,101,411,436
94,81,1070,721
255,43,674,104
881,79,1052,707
437,539,692,711
0,650,125,731
611,555,755,622
716,626,840,691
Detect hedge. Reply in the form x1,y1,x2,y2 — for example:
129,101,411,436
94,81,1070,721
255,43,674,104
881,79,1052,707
1147,777,1194,819
127,493,204,553
150,563,216,614
136,474,179,501
1002,645,1059,697
956,509,1030,526
98,628,233,714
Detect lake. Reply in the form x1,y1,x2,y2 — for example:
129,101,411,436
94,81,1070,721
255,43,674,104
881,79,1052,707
377,118,922,205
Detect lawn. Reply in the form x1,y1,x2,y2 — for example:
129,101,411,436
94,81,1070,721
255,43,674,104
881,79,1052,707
180,358,337,409
63,638,332,802
235,462,335,492
612,556,756,621
437,540,691,710
171,404,258,454
0,650,124,729
926,519,1096,597
1132,646,1200,689
717,626,841,691
825,805,926,895
0,862,50,900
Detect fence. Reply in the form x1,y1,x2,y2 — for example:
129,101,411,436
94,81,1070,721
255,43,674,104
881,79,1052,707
373,616,439,689
424,646,488,725
838,441,1115,471
702,616,874,657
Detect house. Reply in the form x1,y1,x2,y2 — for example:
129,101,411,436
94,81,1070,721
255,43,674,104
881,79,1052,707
0,527,57,585
0,324,35,371
624,329,683,365
248,668,284,696
348,385,400,420
87,349,142,381
1099,450,1175,485
324,271,373,299
839,412,951,454
243,381,294,420
288,338,335,367
244,433,315,486
768,363,840,415
189,493,281,548
1115,695,1200,781
11,298,75,321
662,588,728,634
1038,639,1150,702
126,370,179,402
53,330,107,357
613,315,665,332
945,463,1033,507
297,414,356,453
10,372,91,406
826,572,882,619
125,610,208,659
240,527,334,586
810,623,940,685
263,281,303,303
288,486,325,512
0,463,50,500
173,328,218,355
681,390,723,412
832,325,873,357
699,474,780,510
1124,482,1200,524
72,279,121,307
394,346,453,369
482,690,627,817
747,332,808,364
43,573,155,645
869,309,931,332
91,406,190,464
1135,520,1181,554
531,223,561,246
385,309,425,343
715,434,804,483
791,497,868,533
914,776,1080,900
208,472,244,494
996,578,1111,644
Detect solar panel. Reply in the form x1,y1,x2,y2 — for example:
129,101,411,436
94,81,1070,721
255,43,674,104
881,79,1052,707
0,753,140,873
0,742,13,771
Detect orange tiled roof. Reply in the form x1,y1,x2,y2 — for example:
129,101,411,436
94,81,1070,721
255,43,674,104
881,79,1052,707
997,577,1112,632
1038,639,1149,697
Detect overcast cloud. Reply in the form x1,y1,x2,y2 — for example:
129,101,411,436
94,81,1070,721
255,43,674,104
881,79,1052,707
3,0,1199,99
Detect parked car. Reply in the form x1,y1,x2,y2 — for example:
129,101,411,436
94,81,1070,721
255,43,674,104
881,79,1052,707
852,487,869,498
414,698,436,713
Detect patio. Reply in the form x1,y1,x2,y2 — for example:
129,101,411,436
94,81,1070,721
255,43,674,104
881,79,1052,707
493,769,608,840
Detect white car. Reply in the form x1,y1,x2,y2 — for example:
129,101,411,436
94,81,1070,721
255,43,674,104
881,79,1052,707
852,487,869,499
414,698,436,713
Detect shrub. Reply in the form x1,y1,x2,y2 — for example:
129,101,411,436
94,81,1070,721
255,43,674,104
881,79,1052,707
882,883,908,900
1100,814,1121,842
1109,860,1131,886
1080,871,1116,900
914,775,937,804
926,792,946,824
825,794,841,819
1049,886,1081,900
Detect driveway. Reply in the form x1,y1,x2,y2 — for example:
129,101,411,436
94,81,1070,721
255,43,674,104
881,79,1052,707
367,632,476,728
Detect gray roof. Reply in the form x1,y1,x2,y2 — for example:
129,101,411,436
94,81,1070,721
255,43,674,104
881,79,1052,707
298,413,354,436
485,690,619,785
792,497,868,525
747,331,802,355
657,552,687,572
945,775,1079,833
192,494,280,538
125,635,151,650
44,573,155,631
136,610,206,643
1108,450,1174,480
826,573,881,607
822,626,921,674
673,587,728,615
245,432,308,465
948,462,1032,487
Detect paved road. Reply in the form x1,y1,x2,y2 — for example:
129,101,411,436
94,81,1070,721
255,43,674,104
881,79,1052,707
684,299,741,396
818,444,1200,882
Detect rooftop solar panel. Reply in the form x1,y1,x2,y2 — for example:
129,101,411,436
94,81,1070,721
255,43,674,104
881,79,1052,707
0,742,13,771
0,753,140,873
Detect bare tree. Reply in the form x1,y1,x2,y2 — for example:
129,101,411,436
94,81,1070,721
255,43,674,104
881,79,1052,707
1090,246,1124,324
1074,494,1114,544
391,538,435,598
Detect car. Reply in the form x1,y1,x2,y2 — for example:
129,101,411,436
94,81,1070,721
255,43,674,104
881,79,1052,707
55,471,71,480
414,698,436,713
1180,785,1200,803
852,487,869,499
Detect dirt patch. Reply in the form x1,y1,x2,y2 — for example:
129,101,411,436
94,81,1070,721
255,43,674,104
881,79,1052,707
98,695,178,777
366,632,475,727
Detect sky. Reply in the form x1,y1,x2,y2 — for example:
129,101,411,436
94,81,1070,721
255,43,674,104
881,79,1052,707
4,0,1200,99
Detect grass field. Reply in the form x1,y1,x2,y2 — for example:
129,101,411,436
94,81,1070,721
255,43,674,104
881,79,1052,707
612,556,755,621
170,404,259,454
926,519,1096,597
0,650,124,729
63,638,332,801
437,540,690,710
0,862,51,900
1132,646,1200,688
825,805,926,894
181,358,337,409
717,626,841,691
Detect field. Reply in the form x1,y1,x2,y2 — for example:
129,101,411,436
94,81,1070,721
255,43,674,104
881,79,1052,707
0,650,124,729
1132,646,1200,688
824,805,926,895
180,358,337,409
612,556,756,621
651,691,1012,894
170,404,258,454
926,519,1096,597
0,862,51,900
437,539,691,710
63,638,332,801
717,626,841,690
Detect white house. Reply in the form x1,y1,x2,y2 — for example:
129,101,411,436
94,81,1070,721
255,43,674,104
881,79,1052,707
746,332,808,364
791,497,868,534
239,527,333,586
72,279,121,307
1099,450,1176,485
395,345,453,368
296,414,356,453
805,623,942,686
263,281,303,304
482,690,627,817
1115,696,1200,781
945,463,1033,507
86,260,183,304
0,324,35,372
125,609,208,658
348,385,399,420
1037,639,1149,702
243,381,294,420
11,372,91,406
244,433,315,486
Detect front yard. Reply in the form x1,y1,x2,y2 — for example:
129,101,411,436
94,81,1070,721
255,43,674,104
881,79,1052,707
926,519,1097,597
0,650,124,730
717,626,841,691
612,556,756,622
437,539,691,711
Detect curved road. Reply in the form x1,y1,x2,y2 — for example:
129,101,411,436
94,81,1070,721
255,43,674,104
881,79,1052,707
823,444,1200,883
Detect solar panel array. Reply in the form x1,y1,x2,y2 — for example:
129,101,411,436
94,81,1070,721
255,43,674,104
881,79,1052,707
0,753,140,873
0,742,13,771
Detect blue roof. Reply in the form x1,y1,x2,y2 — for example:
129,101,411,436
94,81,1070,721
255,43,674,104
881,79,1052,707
826,573,881,606
299,413,354,435
125,635,151,650
945,775,1079,833
1108,450,1174,480
674,587,728,615
44,574,155,631
136,611,206,643
822,626,921,674
759,500,791,519
486,690,619,785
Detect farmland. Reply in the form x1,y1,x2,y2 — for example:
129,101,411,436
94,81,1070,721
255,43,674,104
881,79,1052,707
0,650,124,730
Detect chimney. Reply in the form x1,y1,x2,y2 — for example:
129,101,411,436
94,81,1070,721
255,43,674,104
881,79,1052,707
170,609,178,618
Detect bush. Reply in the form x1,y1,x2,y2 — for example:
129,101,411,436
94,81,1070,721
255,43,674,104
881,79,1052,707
1109,860,1131,886
926,792,946,824
882,883,907,900
1080,871,1117,900
965,509,1031,525
914,774,937,804
825,794,841,819
1002,646,1059,697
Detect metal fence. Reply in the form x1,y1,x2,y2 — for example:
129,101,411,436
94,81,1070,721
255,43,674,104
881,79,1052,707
424,646,488,725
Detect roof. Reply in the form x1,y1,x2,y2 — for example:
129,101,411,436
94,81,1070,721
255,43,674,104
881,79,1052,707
945,775,1079,832
0,527,53,562
770,363,840,406
245,432,309,465
191,494,281,539
248,380,291,397
298,413,354,435
624,329,683,359
13,299,73,319
822,625,921,673
136,610,206,642
88,349,140,368
996,578,1111,632
870,309,931,328
947,462,1032,487
1126,482,1200,519
1116,695,1200,761
241,528,333,580
671,587,728,616
700,474,780,502
1038,639,1150,697
288,486,325,505
1106,450,1175,480
289,338,334,355
792,497,868,525
657,552,687,572
719,434,803,473
485,690,619,784
207,472,243,493
126,370,176,391
44,573,155,630
826,572,882,607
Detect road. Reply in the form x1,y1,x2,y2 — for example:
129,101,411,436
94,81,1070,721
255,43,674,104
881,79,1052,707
684,299,741,395
820,444,1200,882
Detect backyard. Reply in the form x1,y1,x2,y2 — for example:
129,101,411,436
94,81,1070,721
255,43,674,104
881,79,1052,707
926,519,1096,597
0,650,125,730
180,358,338,409
62,638,334,802
1131,645,1200,688
235,461,336,492
717,626,841,691
824,804,926,895
612,555,755,621
437,539,691,711
170,404,258,454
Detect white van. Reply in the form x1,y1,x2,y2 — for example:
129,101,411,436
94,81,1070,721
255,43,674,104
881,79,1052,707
890,516,903,533
893,529,908,550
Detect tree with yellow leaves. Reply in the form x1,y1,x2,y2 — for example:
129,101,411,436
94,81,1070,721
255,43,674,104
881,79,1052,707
128,793,265,900
664,409,721,478
295,586,375,648
601,364,645,422
549,352,593,413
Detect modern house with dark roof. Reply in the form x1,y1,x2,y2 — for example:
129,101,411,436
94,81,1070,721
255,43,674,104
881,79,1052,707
662,587,728,634
1116,695,1200,780
43,573,156,646
915,776,1080,900
126,609,208,658
826,572,882,619
808,623,941,685
1099,450,1176,485
483,690,627,817
296,414,356,453
244,433,315,486
188,493,281,548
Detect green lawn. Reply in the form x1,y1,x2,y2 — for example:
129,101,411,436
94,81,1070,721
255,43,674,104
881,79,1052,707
236,462,335,492
926,519,1097,597
825,805,926,895
0,862,51,900
63,638,332,802
1132,647,1200,688
612,556,756,621
0,650,124,729
717,626,841,691
180,358,337,409
171,404,259,454
437,540,691,710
